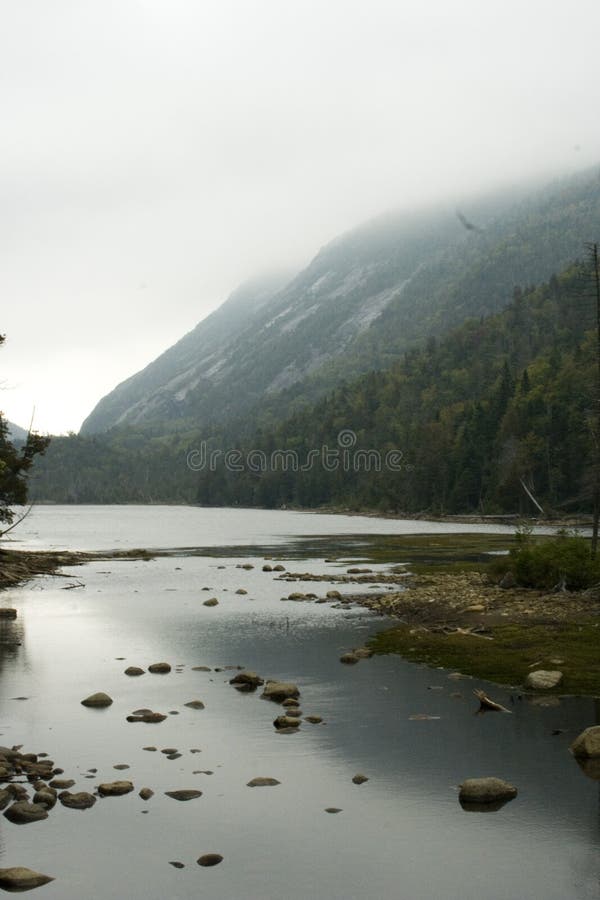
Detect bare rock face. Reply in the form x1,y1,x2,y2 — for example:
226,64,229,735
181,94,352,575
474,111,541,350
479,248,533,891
458,777,517,806
570,726,600,759
525,670,563,690
81,692,113,708
261,681,299,703
0,867,54,891
97,781,134,797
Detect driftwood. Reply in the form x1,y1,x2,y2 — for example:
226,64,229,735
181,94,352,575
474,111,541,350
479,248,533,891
473,689,512,714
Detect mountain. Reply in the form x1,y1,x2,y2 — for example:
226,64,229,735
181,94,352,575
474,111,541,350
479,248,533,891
82,167,600,436
193,262,595,515
6,421,28,443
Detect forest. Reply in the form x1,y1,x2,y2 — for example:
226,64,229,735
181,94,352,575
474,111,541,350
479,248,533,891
31,260,600,516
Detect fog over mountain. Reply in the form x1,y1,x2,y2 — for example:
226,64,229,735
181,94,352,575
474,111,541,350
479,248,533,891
1,1,600,433
81,167,600,436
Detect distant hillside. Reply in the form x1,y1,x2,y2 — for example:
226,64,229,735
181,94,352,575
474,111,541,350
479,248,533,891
81,166,600,436
193,262,596,515
32,260,598,514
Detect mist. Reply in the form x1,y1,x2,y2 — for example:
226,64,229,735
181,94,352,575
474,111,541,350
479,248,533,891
2,0,599,433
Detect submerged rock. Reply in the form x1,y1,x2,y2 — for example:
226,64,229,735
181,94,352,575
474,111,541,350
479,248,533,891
81,692,113,708
0,867,54,891
570,726,600,759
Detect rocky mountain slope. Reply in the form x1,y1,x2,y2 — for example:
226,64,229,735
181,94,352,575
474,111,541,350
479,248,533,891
81,166,600,436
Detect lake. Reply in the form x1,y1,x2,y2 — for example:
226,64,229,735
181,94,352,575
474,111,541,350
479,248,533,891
0,506,598,899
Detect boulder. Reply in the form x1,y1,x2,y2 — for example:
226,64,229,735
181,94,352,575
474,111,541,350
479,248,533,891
230,671,264,689
570,726,600,759
33,790,56,809
246,777,281,787
0,867,54,891
325,807,342,813
4,801,49,824
273,716,301,730
352,774,369,785
81,692,113,708
235,589,247,595
340,653,360,665
262,565,273,572
261,681,300,703
525,670,563,690
49,779,75,790
203,598,219,607
273,564,286,571
458,777,517,805
184,700,205,710
59,791,96,810
124,666,145,676
126,712,167,723
164,790,202,801
0,608,17,619
197,854,223,867
326,591,342,599
97,781,134,797
499,571,516,589
304,716,323,724
0,789,12,811
148,662,171,674
139,788,154,800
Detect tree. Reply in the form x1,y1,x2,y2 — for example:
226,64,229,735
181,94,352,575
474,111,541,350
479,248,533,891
0,335,51,530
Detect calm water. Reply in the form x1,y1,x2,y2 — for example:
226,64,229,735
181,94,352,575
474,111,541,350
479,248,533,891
0,506,598,900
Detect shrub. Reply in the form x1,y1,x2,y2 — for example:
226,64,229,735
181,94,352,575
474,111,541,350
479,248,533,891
509,530,600,590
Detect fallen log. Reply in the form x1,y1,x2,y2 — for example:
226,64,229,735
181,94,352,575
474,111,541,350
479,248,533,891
473,689,512,714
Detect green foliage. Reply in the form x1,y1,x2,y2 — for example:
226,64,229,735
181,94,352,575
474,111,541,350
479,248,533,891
508,530,600,590
0,335,51,528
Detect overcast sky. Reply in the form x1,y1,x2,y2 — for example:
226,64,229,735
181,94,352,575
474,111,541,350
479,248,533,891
2,0,599,434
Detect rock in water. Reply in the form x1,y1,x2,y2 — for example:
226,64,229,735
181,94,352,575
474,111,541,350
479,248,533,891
197,854,223,867
3,801,49,824
81,692,113,708
339,653,360,665
261,681,299,703
203,598,219,607
570,726,600,759
97,781,134,797
148,662,171,674
0,867,54,891
525,670,563,690
458,777,517,805
184,700,205,710
139,788,154,801
59,791,97,810
246,777,281,787
164,790,202,801
124,666,145,676
352,774,369,785
229,671,264,689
